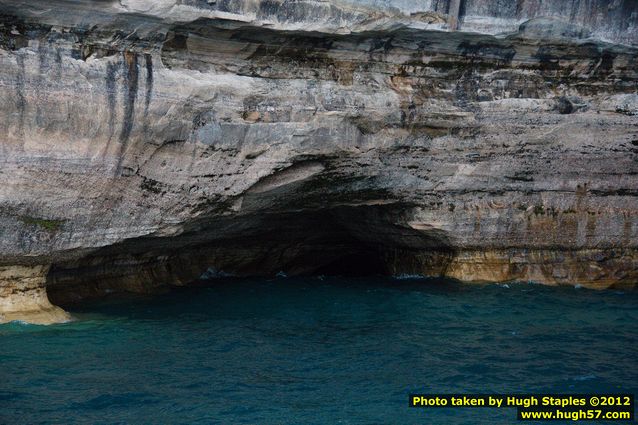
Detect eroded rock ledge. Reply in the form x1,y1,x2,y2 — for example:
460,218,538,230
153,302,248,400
0,0,637,322
0,265,70,324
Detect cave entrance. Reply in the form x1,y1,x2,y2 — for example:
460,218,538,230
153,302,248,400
312,250,388,276
47,205,454,304
182,204,453,280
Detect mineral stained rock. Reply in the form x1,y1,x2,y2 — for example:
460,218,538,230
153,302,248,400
0,0,637,322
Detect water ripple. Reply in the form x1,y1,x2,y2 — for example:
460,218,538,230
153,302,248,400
1,276,636,424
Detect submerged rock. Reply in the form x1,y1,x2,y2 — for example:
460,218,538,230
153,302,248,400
0,0,637,321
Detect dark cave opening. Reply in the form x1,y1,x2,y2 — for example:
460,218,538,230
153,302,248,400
301,249,388,277
47,205,453,305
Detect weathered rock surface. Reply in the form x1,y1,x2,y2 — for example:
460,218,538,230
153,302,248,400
0,0,637,322
0,265,70,324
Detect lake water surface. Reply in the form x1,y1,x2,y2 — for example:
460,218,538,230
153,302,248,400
1,277,636,424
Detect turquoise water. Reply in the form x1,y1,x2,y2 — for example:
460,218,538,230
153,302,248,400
1,277,636,424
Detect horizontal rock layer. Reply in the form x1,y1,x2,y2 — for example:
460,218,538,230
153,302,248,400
0,265,70,324
0,0,637,321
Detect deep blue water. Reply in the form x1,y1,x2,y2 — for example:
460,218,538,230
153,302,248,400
1,277,637,424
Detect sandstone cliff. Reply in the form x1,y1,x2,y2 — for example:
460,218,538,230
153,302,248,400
0,0,637,323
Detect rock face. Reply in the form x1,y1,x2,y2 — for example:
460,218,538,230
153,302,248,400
0,0,637,322
0,265,70,324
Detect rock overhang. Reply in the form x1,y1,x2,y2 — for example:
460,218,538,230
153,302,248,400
0,0,637,323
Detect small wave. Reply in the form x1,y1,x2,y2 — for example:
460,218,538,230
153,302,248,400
199,267,235,279
573,374,597,381
6,318,74,327
393,273,426,280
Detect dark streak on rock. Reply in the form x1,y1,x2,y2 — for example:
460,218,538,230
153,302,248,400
105,60,118,141
116,51,139,174
142,54,153,133
54,48,62,79
35,41,49,127
119,51,138,144
15,54,26,140
144,54,153,112
37,41,48,76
